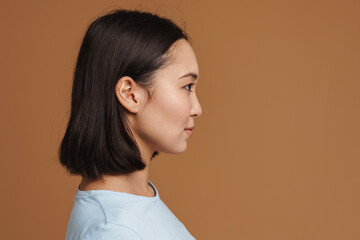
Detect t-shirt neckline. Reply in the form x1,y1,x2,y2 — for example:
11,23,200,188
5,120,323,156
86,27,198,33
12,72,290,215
75,180,159,200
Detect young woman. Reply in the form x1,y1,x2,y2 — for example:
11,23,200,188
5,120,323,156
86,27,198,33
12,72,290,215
59,9,202,240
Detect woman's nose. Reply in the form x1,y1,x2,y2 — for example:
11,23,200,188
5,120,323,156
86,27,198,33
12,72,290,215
191,93,202,118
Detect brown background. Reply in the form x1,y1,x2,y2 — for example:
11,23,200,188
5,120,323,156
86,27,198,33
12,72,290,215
1,0,359,239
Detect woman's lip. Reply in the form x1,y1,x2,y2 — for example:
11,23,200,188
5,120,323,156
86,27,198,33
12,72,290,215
185,129,193,135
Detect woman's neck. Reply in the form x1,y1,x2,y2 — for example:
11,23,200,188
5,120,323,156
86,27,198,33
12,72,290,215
79,165,155,197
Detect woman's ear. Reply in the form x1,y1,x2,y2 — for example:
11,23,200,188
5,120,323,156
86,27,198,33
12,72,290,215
115,76,146,113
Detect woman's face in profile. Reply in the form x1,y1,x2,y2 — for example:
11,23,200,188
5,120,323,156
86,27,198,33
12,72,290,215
135,38,202,154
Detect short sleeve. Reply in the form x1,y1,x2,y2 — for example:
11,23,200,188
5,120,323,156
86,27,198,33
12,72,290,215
83,222,142,240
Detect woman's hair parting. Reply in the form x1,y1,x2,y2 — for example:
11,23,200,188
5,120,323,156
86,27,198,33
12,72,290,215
58,9,189,181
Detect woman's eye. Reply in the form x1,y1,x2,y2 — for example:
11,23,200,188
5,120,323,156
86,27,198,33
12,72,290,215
184,83,194,92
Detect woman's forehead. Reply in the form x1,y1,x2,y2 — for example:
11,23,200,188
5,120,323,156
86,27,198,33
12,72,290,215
163,39,199,78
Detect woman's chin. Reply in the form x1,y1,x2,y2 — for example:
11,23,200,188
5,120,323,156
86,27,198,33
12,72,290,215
161,143,188,154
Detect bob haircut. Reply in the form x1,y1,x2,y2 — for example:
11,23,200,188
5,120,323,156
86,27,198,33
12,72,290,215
59,9,189,181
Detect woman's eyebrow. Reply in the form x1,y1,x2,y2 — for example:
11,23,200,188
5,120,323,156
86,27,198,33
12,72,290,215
179,72,198,81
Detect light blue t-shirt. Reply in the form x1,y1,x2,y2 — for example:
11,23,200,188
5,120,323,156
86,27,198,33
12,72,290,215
65,180,196,240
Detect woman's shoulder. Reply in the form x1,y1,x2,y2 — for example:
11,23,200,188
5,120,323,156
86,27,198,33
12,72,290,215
66,189,147,240
81,222,142,240
66,185,196,240
66,185,158,238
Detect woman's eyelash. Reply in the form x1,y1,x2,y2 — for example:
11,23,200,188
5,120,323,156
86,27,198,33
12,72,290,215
184,83,195,92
